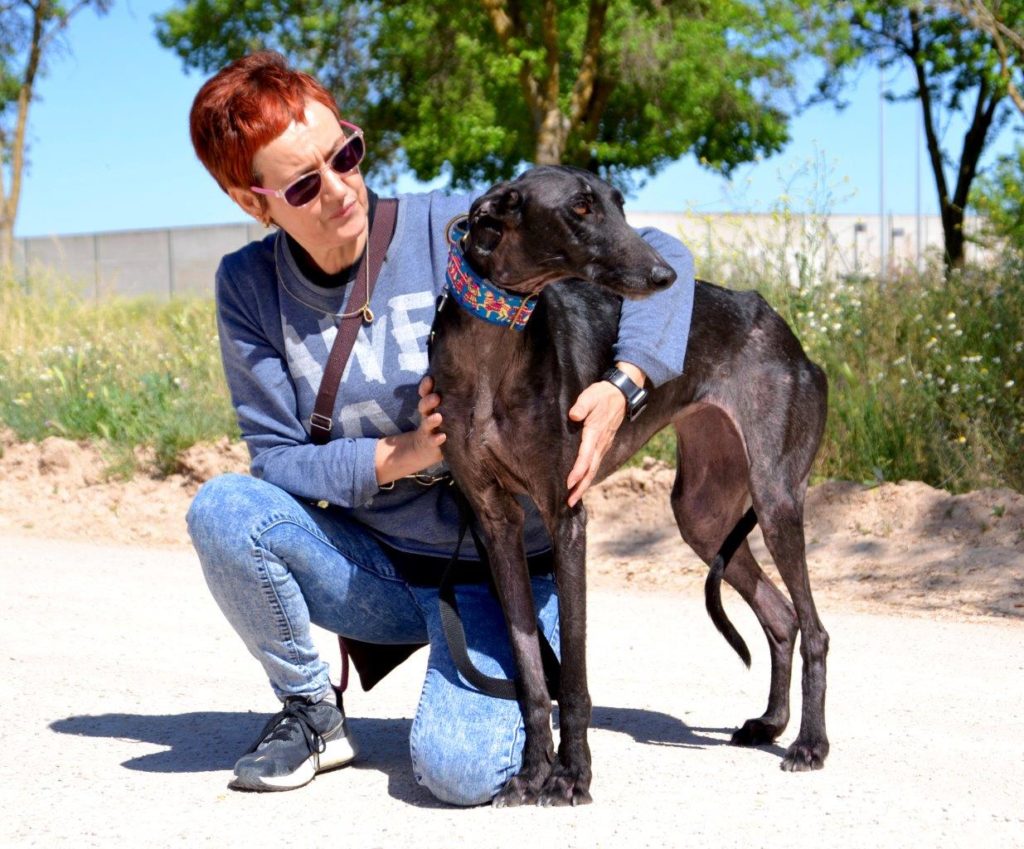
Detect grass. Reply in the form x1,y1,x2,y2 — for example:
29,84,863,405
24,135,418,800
634,228,1024,492
0,273,237,475
2,243,1022,492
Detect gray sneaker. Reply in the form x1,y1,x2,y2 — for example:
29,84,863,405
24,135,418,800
229,696,357,792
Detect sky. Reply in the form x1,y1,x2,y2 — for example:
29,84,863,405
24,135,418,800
12,0,1023,239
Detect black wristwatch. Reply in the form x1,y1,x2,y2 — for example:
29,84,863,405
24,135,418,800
601,366,649,422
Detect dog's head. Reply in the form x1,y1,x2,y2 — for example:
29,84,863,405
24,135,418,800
462,166,676,297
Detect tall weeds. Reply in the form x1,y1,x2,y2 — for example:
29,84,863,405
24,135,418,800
637,225,1024,492
0,273,236,475
2,223,1021,491
760,260,1022,491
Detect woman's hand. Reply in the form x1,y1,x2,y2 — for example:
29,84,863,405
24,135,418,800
374,376,446,486
565,363,645,507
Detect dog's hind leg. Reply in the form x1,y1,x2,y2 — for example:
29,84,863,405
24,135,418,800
671,405,799,746
744,367,830,771
717,545,798,746
749,480,829,770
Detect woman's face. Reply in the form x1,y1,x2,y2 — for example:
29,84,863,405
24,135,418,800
232,98,369,273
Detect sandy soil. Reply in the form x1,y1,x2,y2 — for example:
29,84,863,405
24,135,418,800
4,430,1023,846
2,428,1022,621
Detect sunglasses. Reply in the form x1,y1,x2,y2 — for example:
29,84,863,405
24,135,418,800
250,120,365,208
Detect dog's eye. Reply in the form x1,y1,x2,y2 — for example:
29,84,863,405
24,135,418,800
572,199,593,217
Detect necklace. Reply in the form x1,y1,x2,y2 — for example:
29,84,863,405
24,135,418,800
275,229,375,325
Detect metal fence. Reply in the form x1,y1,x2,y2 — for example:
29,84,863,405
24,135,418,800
12,212,974,300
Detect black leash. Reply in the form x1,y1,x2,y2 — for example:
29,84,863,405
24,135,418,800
439,486,561,701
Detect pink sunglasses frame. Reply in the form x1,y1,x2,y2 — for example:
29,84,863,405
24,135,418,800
250,120,365,207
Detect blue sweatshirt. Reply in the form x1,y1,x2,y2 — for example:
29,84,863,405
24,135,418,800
215,189,695,559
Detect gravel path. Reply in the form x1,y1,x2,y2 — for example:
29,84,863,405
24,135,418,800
2,534,1022,848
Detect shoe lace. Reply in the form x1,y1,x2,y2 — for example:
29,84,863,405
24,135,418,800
244,698,327,756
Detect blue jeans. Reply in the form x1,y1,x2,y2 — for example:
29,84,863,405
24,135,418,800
186,473,559,806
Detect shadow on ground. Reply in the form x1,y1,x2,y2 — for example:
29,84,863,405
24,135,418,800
50,704,783,804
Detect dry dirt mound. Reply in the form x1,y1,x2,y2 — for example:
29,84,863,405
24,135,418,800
2,432,1022,620
0,430,246,546
580,459,1023,620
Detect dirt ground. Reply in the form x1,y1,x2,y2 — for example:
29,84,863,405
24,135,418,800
5,429,1022,848
2,428,1022,621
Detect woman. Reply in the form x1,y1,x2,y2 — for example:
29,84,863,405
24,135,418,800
186,51,695,805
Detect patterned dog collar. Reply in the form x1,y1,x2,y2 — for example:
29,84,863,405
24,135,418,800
445,217,537,331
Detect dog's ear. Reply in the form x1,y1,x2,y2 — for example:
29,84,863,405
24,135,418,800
466,184,523,260
473,186,523,227
494,187,523,224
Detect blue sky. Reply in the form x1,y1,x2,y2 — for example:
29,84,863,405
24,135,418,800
13,0,1023,238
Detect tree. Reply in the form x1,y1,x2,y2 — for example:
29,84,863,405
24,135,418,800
156,0,815,192
942,0,1024,116
971,143,1024,256
815,1,1022,270
0,0,112,269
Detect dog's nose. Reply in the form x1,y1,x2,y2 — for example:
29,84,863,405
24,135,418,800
650,265,676,289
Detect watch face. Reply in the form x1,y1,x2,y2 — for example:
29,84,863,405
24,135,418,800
629,388,649,420
603,367,648,420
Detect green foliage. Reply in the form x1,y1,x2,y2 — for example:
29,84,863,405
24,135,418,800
771,264,1022,491
155,0,369,100
808,1,1022,267
1,0,112,263
0,275,237,475
3,254,1022,492
156,0,813,191
0,0,114,144
633,257,1024,492
972,143,1024,257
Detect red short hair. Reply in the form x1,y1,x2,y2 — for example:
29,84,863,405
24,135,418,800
190,51,339,192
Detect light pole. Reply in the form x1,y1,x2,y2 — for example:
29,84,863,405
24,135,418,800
892,225,905,274
916,110,922,269
879,66,887,281
854,221,867,273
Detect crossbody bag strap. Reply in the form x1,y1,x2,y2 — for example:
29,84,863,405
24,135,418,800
310,198,398,445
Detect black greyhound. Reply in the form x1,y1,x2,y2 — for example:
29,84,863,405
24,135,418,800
428,165,829,807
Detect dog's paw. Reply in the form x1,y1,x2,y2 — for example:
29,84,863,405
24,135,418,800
537,768,593,807
492,775,537,808
731,718,783,747
780,738,829,772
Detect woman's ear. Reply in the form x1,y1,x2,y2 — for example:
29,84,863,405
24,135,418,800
228,186,270,226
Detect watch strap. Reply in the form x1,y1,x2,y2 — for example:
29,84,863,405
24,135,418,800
601,366,649,421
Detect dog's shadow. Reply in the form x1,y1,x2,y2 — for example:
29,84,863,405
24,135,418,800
591,705,734,749
50,705,782,804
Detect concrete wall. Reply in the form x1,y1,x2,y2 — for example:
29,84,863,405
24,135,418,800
631,212,986,284
12,212,975,299
12,222,268,299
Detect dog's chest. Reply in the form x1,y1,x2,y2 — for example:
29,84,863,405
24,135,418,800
449,379,553,492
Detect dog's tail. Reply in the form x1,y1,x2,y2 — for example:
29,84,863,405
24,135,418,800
704,507,758,668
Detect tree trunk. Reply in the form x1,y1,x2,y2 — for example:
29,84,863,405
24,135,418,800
1,1,48,275
0,219,13,272
483,0,608,169
940,202,966,269
908,8,999,272
535,108,569,165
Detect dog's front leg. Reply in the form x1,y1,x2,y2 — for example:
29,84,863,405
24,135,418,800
469,490,558,807
539,502,592,806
